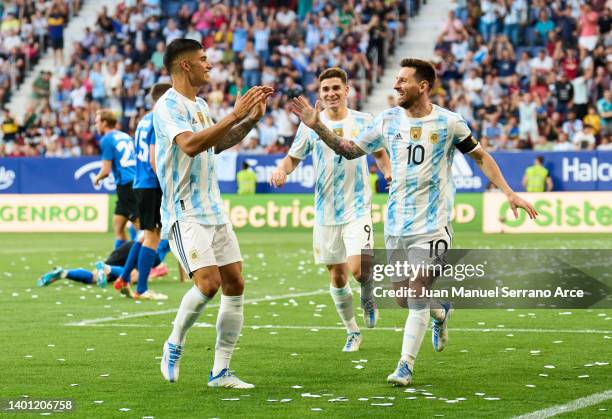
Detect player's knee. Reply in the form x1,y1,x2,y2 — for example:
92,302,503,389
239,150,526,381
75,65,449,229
351,267,362,282
193,271,221,298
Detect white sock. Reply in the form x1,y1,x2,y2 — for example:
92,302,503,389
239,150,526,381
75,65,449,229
168,286,210,345
212,294,244,376
330,283,360,334
401,302,430,370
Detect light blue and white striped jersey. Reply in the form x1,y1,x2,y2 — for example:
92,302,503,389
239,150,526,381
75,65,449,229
289,109,375,225
153,88,227,239
355,105,478,237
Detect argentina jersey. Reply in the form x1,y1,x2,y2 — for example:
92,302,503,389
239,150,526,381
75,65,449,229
153,88,227,239
289,109,375,225
355,105,478,237
100,130,136,185
133,112,159,189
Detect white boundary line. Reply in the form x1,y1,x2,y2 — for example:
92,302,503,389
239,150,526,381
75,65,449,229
64,289,328,326
64,322,612,334
512,390,612,419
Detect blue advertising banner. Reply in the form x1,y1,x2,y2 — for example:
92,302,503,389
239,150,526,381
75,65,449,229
1,151,610,194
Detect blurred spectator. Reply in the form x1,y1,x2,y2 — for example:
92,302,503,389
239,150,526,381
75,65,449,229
522,155,552,192
236,162,257,195
572,124,596,150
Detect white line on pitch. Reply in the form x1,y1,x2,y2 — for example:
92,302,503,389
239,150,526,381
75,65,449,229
64,322,612,334
512,390,612,419
64,289,328,326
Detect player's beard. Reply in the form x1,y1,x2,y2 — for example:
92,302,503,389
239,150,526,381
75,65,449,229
397,90,420,109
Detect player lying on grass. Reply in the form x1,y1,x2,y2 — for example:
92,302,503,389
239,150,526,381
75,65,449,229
36,240,170,296
291,58,537,386
271,67,391,352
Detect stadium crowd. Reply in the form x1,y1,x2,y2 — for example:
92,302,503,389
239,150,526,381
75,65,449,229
0,0,610,157
0,0,408,157
433,0,611,151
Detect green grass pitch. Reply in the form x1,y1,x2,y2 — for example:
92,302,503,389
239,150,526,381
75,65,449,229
1,231,610,418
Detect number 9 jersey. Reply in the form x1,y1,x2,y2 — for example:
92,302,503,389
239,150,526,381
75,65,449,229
355,105,479,237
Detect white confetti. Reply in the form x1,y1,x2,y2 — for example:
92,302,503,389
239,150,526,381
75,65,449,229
553,340,563,344
280,399,292,403
119,408,131,411
93,401,104,404
221,398,240,401
70,384,79,387
578,375,589,378
24,355,33,358
100,373,110,377
475,393,486,396
302,393,321,398
544,365,555,369
354,365,364,369
358,398,368,401
539,374,548,377
291,385,303,389
311,408,322,411
525,384,536,388
484,397,500,401
371,403,393,406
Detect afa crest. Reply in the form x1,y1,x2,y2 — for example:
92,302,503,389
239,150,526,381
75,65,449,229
429,131,440,144
332,127,344,137
409,127,422,141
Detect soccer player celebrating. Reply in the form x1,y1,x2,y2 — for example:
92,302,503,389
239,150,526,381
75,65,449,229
291,58,537,385
270,67,391,352
93,110,140,249
153,39,272,388
113,82,172,301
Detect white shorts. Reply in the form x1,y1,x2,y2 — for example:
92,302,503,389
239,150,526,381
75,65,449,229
169,221,242,275
385,225,454,282
313,215,374,265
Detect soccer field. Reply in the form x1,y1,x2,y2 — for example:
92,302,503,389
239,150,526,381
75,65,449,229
2,231,611,418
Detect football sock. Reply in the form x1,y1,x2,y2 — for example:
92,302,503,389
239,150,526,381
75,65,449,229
330,283,360,334
120,242,141,283
401,302,429,371
108,265,123,278
114,239,125,250
135,246,156,294
169,286,210,345
65,269,94,284
212,294,244,376
128,223,137,241
157,240,170,262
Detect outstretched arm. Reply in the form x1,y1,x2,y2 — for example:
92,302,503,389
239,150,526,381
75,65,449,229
291,96,366,160
270,155,301,187
214,117,258,154
468,147,538,219
215,87,273,154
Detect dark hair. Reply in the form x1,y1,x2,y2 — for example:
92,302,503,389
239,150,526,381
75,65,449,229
400,58,436,91
536,155,545,164
242,162,251,170
163,38,203,72
318,67,348,85
150,83,172,102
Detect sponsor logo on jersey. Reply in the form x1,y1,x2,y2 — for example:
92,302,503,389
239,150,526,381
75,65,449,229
410,127,422,141
391,133,403,142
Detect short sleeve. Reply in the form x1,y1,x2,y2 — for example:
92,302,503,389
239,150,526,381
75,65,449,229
288,122,313,160
453,116,480,154
155,97,192,143
354,112,385,154
100,136,113,161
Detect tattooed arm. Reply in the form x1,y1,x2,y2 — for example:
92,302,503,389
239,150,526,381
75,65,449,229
310,122,367,160
291,96,366,160
214,117,258,154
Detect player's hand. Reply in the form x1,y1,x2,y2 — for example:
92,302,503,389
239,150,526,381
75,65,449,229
93,175,100,187
507,192,538,219
269,167,288,188
384,173,392,190
291,96,320,129
233,86,273,120
248,87,273,120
